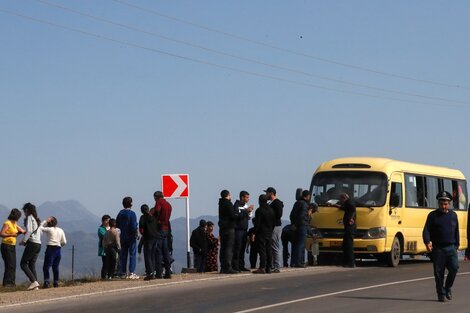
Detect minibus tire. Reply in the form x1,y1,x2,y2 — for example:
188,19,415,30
385,236,401,267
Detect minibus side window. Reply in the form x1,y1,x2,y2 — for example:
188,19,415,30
390,182,402,207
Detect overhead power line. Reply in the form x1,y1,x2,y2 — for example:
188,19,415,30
112,0,470,91
1,7,469,110
36,0,470,106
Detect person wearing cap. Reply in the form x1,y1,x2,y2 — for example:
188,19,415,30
265,187,284,273
190,219,208,273
289,190,311,268
423,191,460,302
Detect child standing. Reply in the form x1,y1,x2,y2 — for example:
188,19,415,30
1,208,26,287
41,216,67,288
103,218,121,279
98,215,111,280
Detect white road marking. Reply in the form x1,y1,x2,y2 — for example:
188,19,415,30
233,271,470,313
0,274,251,309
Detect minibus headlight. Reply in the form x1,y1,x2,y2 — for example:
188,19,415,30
364,227,386,239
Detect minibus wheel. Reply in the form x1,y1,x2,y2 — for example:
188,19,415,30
385,236,401,267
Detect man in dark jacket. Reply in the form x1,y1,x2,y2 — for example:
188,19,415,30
190,219,208,273
423,191,459,302
289,190,311,268
139,204,160,280
218,190,238,274
266,187,284,273
253,194,276,274
333,193,356,268
232,191,254,272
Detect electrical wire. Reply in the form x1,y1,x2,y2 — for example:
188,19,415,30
35,0,470,106
112,0,470,90
1,7,469,110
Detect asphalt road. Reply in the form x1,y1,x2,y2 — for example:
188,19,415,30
6,260,470,313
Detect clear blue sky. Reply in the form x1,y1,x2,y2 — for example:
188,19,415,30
1,0,469,219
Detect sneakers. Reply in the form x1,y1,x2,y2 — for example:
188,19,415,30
27,281,40,290
127,273,140,280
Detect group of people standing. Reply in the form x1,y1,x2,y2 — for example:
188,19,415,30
190,187,315,274
97,191,174,281
1,204,67,290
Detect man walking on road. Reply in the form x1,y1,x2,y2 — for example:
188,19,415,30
265,187,283,273
423,191,460,302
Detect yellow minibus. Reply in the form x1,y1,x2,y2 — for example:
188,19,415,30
309,157,468,267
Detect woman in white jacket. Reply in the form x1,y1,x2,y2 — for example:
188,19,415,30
19,203,42,290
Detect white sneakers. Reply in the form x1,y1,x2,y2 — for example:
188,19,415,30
27,281,40,290
127,273,139,280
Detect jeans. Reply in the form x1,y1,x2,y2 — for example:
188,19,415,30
291,225,307,267
271,226,282,270
21,241,41,283
432,245,459,296
119,239,137,275
43,246,61,284
1,243,16,286
219,228,235,272
155,230,171,276
143,238,157,276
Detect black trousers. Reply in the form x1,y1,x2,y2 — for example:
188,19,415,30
1,243,16,286
21,241,41,283
219,228,235,272
342,224,356,266
282,237,290,267
432,245,459,296
100,256,107,279
105,247,118,278
143,238,157,276
256,231,273,271
232,230,247,270
249,242,258,269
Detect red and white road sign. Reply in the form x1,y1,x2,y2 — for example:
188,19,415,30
162,174,189,198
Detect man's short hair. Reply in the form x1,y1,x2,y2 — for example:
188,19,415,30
122,196,133,209
154,191,164,199
240,190,249,198
302,190,311,198
220,190,230,198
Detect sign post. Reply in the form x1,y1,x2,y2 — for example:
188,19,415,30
162,174,190,268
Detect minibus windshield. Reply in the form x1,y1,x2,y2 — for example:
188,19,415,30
312,171,387,207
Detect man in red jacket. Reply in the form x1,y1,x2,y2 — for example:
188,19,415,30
153,191,173,279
